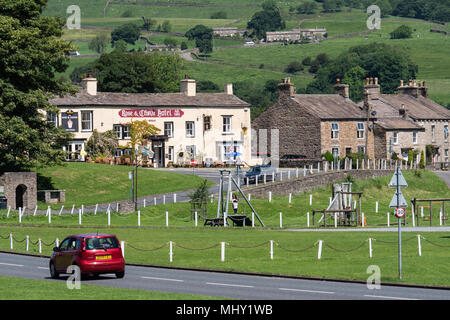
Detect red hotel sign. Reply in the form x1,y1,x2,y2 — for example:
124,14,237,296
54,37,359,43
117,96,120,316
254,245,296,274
119,109,184,118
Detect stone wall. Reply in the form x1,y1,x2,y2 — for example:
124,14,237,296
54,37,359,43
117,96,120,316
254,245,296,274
0,172,37,210
244,169,394,197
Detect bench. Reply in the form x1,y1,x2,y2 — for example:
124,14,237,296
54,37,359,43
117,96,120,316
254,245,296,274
204,217,225,227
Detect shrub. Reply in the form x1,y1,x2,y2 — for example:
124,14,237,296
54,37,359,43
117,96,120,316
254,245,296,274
285,61,304,73
302,56,312,66
390,25,413,39
322,151,334,163
180,41,188,50
420,150,425,168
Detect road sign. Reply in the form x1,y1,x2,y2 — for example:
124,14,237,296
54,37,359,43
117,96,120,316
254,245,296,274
395,207,405,218
388,169,408,188
389,191,408,208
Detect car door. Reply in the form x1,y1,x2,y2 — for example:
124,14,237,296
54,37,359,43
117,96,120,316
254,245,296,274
64,238,79,268
54,238,70,271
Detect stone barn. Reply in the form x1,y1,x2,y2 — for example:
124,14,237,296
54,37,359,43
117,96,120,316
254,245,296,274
0,172,37,210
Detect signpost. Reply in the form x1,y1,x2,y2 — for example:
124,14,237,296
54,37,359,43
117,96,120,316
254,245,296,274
388,167,408,279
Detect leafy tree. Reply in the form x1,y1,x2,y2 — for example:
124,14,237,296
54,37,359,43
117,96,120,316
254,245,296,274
142,16,156,32
69,61,97,84
185,25,214,54
247,0,286,39
197,80,220,92
111,23,141,47
342,66,367,102
211,11,227,19
322,0,344,13
88,34,109,54
420,150,425,168
285,61,304,74
0,0,76,172
161,20,172,33
180,41,188,50
296,2,318,14
390,24,413,39
163,37,178,48
86,129,118,157
302,56,312,66
128,120,160,162
113,39,128,52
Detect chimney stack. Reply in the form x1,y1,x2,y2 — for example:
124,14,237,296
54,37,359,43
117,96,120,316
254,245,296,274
224,83,233,95
363,76,380,101
81,74,97,96
397,79,427,98
180,76,196,97
278,77,295,98
333,78,349,99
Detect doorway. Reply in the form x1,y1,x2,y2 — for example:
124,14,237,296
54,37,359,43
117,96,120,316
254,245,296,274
15,184,27,209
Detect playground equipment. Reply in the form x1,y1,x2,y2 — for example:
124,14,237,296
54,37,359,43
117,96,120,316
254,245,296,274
204,170,264,227
312,182,363,227
411,198,449,226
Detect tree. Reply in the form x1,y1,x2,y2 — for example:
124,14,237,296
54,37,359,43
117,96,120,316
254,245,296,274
161,20,172,33
420,150,425,168
296,2,318,14
390,24,413,39
0,0,76,172
113,39,128,52
185,25,214,55
180,41,188,50
128,120,160,162
197,80,220,92
163,37,178,48
142,16,156,32
86,130,118,157
111,23,141,47
342,66,367,102
88,33,109,54
94,51,184,93
285,61,304,74
302,56,312,66
247,0,286,39
211,11,227,19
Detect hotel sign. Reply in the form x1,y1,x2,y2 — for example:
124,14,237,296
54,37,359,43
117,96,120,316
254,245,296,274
119,109,184,118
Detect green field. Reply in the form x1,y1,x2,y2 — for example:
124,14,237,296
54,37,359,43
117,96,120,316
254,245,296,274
31,162,212,209
0,275,221,300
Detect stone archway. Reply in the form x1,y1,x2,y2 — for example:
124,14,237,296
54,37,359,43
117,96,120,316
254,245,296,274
15,184,28,209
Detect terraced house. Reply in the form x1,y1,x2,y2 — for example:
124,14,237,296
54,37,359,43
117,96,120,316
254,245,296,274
48,76,253,167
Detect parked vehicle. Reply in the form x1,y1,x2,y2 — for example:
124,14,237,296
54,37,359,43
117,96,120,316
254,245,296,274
49,233,125,279
243,165,277,184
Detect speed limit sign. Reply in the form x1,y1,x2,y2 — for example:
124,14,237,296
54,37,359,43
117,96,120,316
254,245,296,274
395,207,405,218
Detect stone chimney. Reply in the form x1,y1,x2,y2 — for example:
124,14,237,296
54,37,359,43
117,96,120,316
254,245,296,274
180,75,196,97
81,73,97,96
363,77,380,101
333,78,349,99
399,103,408,119
278,77,295,98
397,79,427,98
224,83,233,95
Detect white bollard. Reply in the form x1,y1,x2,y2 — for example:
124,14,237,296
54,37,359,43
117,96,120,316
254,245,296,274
195,211,198,227
412,207,415,227
48,208,51,224
269,192,272,203
317,240,323,260
334,212,337,228
387,212,390,227
143,199,146,208
440,210,443,226
309,194,312,206
7,206,11,218
163,195,166,205
26,235,29,252
361,212,365,227
59,205,64,216
307,212,310,227
421,206,424,218
38,238,42,254
71,204,75,215
174,194,177,203
296,167,299,178
138,210,141,227
121,241,125,258
78,209,82,225
19,208,22,224
369,238,373,258
107,210,111,227
169,241,173,262
418,235,422,257
375,201,378,213
270,240,274,260
221,242,226,262
288,193,292,204
279,212,283,228
166,211,169,227
34,206,38,216
252,212,255,228
10,233,13,250
154,197,157,206
94,204,98,215
55,238,59,247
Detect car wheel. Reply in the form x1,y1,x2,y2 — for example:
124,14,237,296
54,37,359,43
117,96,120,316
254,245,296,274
49,262,59,279
115,271,125,279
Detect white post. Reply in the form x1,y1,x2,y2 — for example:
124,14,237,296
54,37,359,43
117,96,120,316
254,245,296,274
71,204,75,215
10,233,13,250
7,206,10,218
94,204,98,215
48,208,51,224
412,206,415,227
169,241,173,262
369,238,373,258
195,211,198,227
440,209,443,226
59,205,64,216
417,235,422,257
33,206,38,216
375,201,378,213
318,162,321,172
154,197,157,206
288,170,291,179
317,240,323,260
421,206,424,218
334,212,337,228
264,173,267,184
353,200,357,210
210,194,214,203
55,238,59,247
138,210,141,227
270,240,274,260
307,212,310,227
356,159,359,170
26,235,29,252
296,167,299,178
116,203,119,212
163,195,166,205
252,212,255,227
38,238,42,254
303,165,306,176
310,165,313,174
143,199,146,208
362,212,365,227
107,209,111,227
221,242,226,262
288,193,292,204
309,194,312,206
387,212,390,227
174,194,177,203
248,194,251,201
269,191,272,203
279,212,283,228
78,208,82,225
45,206,49,217
82,204,84,215
121,241,125,258
280,171,283,181
166,211,169,227
19,208,22,224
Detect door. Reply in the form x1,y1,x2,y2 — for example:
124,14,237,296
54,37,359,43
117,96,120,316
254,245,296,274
15,185,27,209
54,238,70,271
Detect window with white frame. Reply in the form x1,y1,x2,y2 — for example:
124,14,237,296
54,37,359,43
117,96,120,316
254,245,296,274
393,131,399,145
164,122,173,137
357,122,364,139
113,124,130,140
122,125,130,139
185,121,195,137
47,113,58,127
413,131,418,144
222,116,232,133
357,146,365,154
81,111,93,131
113,124,122,139
168,146,174,162
444,125,448,141
431,125,435,142
331,122,339,139
186,145,196,158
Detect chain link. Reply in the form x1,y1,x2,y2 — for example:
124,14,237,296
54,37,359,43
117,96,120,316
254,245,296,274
228,241,269,249
324,240,367,253
175,243,220,251
127,243,168,252
275,242,316,253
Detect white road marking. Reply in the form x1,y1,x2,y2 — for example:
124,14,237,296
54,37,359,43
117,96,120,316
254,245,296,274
364,294,419,300
279,288,335,295
141,276,184,282
37,267,48,270
206,282,254,288
0,262,24,267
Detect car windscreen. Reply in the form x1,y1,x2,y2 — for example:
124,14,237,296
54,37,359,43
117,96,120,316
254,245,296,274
85,237,119,250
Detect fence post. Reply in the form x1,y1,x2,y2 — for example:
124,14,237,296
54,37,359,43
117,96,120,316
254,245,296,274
303,165,306,176
59,205,64,216
71,204,75,215
33,206,37,216
221,242,226,262
334,212,337,228
19,207,22,224
270,240,274,260
361,212,365,227
169,241,173,262
26,235,29,252
94,204,98,215
195,211,198,227
138,210,141,227
48,208,51,224
7,206,10,218
154,197,157,206
418,235,422,257
288,193,292,204
269,192,272,203
264,173,266,184
143,199,146,208
369,238,373,258
440,209,443,226
166,211,169,227
387,212,390,227
279,212,283,228
252,212,255,227
307,212,310,227
78,208,82,225
174,194,177,203
309,194,312,206
296,167,299,178
55,238,59,247
288,170,291,179
280,171,283,181
121,241,125,258
317,240,323,260
38,238,42,254
375,201,378,213
10,233,13,250
412,206,415,227
163,195,166,205
107,209,111,227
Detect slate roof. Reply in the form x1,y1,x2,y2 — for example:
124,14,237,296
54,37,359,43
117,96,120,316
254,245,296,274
50,91,250,108
375,118,424,131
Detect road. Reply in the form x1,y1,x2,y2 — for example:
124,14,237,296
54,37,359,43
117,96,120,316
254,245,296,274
433,170,450,188
0,252,449,300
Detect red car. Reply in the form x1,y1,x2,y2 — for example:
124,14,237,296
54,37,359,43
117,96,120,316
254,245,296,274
49,233,125,279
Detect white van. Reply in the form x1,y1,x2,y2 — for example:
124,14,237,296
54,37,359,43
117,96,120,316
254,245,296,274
244,41,255,46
